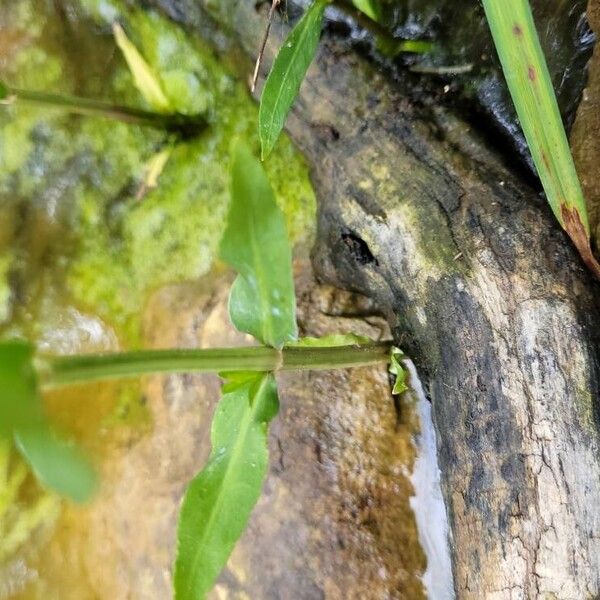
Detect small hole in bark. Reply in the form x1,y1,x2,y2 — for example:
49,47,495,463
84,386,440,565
311,122,341,142
341,230,379,266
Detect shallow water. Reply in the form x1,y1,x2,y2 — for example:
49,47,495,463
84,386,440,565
406,360,454,600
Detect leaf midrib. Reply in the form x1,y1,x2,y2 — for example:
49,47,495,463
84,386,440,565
183,374,269,598
248,196,276,345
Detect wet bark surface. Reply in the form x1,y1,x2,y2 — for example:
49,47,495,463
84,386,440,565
149,1,600,597
303,61,600,600
573,0,600,249
325,0,594,170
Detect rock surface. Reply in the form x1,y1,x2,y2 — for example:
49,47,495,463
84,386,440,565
16,261,429,599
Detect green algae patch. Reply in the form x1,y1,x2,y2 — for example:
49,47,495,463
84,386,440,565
0,0,316,347
0,0,316,579
72,2,316,344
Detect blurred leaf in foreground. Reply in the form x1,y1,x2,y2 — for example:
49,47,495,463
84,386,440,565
0,340,96,502
351,0,381,22
0,80,9,101
15,426,97,504
0,341,42,434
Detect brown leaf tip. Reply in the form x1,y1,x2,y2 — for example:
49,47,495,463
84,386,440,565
561,205,600,279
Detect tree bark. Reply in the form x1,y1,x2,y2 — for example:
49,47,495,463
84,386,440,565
154,2,600,597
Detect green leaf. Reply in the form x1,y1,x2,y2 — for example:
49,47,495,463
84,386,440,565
220,143,297,348
174,372,279,600
0,341,42,435
389,347,408,395
113,23,172,113
482,0,600,277
351,0,380,22
377,38,434,58
218,370,263,392
15,425,97,503
288,333,372,347
0,340,96,502
0,80,9,100
259,0,328,159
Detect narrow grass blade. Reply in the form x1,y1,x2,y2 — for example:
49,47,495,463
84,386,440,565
482,0,600,277
389,347,408,395
220,143,297,348
174,372,278,600
15,425,97,503
113,23,172,113
259,0,328,159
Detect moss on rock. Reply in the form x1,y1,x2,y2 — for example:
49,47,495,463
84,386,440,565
0,0,316,347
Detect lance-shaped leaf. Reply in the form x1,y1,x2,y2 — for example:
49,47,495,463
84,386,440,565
259,0,328,159
220,143,297,348
113,23,172,113
482,0,600,278
0,340,96,502
174,372,279,600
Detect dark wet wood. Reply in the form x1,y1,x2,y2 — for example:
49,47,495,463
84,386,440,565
573,0,600,249
153,1,600,597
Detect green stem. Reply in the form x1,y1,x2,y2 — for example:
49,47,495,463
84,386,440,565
330,0,433,54
330,0,390,39
4,88,206,136
39,343,391,388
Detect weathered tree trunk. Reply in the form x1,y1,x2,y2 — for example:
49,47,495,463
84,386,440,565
155,2,600,597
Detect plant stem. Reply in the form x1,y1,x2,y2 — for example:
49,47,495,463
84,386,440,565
3,88,206,136
330,0,390,40
39,343,391,388
329,0,432,54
